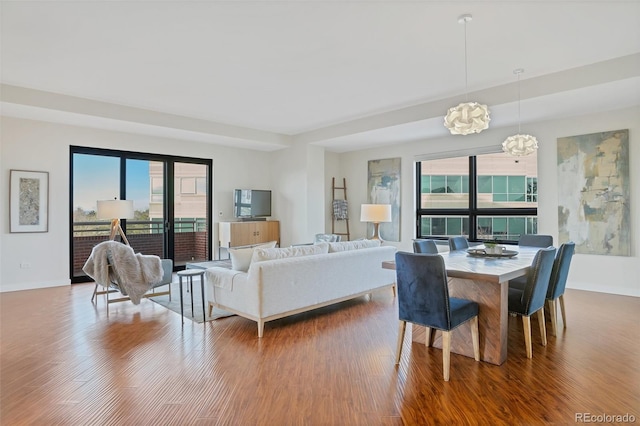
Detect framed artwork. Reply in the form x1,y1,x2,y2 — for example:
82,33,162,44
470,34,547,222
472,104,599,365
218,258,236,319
367,157,401,241
557,129,630,256
10,170,49,233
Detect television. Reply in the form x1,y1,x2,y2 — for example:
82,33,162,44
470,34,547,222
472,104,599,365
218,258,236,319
233,189,272,219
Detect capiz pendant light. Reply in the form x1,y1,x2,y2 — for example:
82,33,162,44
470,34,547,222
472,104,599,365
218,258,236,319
444,14,490,135
502,68,538,156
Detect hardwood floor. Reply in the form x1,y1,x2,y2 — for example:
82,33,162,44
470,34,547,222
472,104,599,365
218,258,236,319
1,283,638,425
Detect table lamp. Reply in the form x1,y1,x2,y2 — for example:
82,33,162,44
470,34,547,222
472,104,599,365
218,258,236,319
360,204,392,241
97,199,134,245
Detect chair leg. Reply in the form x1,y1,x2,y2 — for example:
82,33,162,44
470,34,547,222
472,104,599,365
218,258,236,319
91,284,98,302
522,316,533,358
442,331,451,381
537,308,547,346
547,299,558,337
391,284,396,298
395,321,407,364
470,316,480,362
559,294,567,329
425,327,433,347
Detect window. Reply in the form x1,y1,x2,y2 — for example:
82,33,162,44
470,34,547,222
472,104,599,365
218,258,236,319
416,151,538,243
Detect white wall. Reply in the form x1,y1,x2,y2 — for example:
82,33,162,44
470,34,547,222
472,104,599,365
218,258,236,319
2,107,639,296
0,116,273,292
337,107,640,296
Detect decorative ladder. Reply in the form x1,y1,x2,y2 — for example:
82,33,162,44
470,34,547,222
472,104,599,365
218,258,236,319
331,177,350,241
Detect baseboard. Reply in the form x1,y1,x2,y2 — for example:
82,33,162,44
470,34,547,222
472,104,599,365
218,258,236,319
0,279,71,293
567,282,639,297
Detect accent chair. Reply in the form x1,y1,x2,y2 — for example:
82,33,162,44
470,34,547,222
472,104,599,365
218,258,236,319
394,252,480,381
508,247,556,358
544,242,575,336
448,236,469,251
518,234,553,248
412,239,439,254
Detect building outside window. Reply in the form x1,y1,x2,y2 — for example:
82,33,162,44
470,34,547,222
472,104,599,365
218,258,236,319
416,151,538,243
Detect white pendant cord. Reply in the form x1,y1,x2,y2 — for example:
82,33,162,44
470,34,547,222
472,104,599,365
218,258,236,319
517,70,522,133
464,20,469,102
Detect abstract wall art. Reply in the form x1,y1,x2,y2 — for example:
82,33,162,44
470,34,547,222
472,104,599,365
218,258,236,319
10,170,49,233
557,129,630,256
367,157,401,241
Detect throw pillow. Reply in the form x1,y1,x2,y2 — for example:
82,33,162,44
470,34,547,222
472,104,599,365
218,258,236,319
229,240,277,272
252,242,329,263
327,239,381,253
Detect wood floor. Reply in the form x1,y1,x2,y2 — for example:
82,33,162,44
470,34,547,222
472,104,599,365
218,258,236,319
1,283,638,425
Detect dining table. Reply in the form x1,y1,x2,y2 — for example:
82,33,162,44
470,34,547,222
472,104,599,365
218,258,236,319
382,244,542,365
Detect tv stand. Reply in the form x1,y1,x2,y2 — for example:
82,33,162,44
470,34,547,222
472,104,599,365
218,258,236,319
218,221,280,259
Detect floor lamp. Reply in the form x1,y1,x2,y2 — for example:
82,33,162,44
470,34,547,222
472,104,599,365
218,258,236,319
97,199,134,246
360,204,392,242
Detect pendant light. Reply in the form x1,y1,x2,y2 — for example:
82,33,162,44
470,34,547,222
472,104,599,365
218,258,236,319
444,14,490,135
502,68,538,156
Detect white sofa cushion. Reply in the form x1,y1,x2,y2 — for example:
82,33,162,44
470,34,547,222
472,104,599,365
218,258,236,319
252,242,329,263
327,239,381,253
229,240,277,272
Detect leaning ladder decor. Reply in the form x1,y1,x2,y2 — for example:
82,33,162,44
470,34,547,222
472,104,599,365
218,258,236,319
331,177,350,241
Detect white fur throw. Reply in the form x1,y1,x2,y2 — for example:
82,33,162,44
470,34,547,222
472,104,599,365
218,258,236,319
83,241,163,305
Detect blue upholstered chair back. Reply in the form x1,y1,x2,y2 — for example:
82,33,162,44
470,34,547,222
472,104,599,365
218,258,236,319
395,252,453,330
518,234,554,248
547,242,575,300
413,239,439,254
448,236,469,251
520,247,556,315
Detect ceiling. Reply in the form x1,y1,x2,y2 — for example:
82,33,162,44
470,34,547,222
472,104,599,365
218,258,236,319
1,1,639,152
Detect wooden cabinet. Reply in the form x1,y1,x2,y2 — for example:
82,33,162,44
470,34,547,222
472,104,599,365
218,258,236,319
218,221,280,258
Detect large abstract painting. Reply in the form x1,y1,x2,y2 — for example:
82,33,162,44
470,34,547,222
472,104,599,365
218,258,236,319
368,158,401,241
557,129,630,256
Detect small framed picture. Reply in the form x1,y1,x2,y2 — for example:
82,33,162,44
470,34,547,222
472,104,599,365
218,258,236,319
10,170,49,233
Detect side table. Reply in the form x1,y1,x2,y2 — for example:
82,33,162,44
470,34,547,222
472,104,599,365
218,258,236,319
177,269,206,324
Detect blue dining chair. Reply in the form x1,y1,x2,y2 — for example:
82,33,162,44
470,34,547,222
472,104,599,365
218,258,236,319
518,234,553,248
394,252,480,381
412,239,439,254
545,242,575,336
510,242,575,337
508,247,556,358
448,236,469,251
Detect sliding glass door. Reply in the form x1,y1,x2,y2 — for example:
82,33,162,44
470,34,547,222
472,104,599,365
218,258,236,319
70,147,212,282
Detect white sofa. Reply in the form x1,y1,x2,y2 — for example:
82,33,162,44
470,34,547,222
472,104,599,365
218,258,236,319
205,241,397,337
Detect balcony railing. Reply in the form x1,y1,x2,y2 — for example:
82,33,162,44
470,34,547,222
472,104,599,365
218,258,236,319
72,219,209,277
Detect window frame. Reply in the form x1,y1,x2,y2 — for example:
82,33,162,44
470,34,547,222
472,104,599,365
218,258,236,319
415,156,538,244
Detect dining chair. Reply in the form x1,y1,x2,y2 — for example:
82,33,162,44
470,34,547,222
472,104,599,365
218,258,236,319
545,242,575,336
412,239,439,254
509,242,575,336
518,234,553,248
448,236,469,251
394,252,480,381
508,246,556,358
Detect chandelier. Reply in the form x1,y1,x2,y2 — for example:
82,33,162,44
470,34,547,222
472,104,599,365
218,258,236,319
444,14,490,135
502,69,538,156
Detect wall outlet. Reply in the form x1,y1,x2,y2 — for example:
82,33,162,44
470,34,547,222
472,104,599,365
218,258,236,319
218,211,223,216
20,262,31,269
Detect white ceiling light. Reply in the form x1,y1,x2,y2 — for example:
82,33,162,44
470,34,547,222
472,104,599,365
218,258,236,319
502,68,539,156
444,14,490,135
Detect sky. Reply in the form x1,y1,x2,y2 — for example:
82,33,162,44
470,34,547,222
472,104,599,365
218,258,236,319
73,154,151,212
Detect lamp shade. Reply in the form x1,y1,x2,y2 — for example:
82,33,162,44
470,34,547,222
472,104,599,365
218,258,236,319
360,204,392,223
502,134,539,157
97,199,134,220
